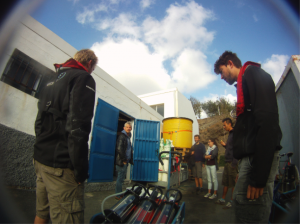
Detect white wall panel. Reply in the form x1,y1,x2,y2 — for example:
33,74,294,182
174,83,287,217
0,15,163,139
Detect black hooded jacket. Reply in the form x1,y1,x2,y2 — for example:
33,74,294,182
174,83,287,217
34,65,96,183
233,65,282,188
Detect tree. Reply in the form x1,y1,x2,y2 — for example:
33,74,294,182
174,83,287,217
201,100,219,117
189,96,202,118
201,97,236,118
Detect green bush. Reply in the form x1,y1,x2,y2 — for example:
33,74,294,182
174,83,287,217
218,154,225,167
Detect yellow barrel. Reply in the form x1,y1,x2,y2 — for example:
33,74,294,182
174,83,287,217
162,117,193,148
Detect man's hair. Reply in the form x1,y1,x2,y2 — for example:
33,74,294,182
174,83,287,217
74,49,98,68
222,117,233,126
194,134,200,139
214,51,242,74
209,138,217,145
124,122,132,128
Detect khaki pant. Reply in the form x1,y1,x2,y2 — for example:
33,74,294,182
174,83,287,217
222,162,238,188
193,161,203,178
34,160,84,223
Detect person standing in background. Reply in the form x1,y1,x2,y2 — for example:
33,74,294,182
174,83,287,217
115,122,134,200
215,118,238,208
204,138,219,200
191,135,206,195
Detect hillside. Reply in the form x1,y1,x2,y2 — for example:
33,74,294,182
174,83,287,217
197,115,236,155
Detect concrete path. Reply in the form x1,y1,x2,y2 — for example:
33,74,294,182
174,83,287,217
4,166,294,223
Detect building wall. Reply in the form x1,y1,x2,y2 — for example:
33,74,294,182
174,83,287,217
275,56,300,169
138,89,176,117
139,88,199,145
176,91,199,139
0,15,163,188
0,15,162,135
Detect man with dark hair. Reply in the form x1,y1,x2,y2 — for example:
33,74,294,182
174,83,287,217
33,49,98,224
215,118,238,208
191,134,206,194
214,51,282,223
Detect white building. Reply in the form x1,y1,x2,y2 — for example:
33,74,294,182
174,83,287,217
139,88,199,144
0,15,198,188
275,55,300,169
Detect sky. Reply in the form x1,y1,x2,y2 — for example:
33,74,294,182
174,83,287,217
31,0,299,118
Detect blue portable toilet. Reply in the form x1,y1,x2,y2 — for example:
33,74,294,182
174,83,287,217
88,98,160,183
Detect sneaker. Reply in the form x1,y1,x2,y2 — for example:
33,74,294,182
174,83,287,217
209,194,217,199
215,198,226,204
204,193,211,198
225,202,232,207
223,201,232,209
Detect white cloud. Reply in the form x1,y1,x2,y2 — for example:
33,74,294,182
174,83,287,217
142,1,215,58
261,54,289,85
170,49,216,93
76,4,107,24
140,0,155,9
91,38,170,95
96,13,141,38
79,1,217,95
91,39,217,95
253,14,258,22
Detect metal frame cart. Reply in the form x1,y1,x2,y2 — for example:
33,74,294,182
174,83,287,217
157,151,188,189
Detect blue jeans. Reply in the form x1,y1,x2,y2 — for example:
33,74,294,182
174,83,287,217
115,164,128,193
233,151,279,223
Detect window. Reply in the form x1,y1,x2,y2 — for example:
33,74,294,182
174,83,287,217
1,49,55,98
150,104,164,117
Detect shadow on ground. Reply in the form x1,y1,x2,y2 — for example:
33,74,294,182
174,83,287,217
5,167,298,223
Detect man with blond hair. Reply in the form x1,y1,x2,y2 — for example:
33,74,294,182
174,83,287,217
33,49,98,224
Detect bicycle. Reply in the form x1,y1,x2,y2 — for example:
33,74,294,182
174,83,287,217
269,152,299,223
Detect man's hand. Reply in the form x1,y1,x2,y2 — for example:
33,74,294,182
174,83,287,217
202,163,205,168
123,162,127,165
247,185,264,199
220,140,226,147
235,173,239,183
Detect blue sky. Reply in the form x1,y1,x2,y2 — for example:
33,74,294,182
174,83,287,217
31,0,299,118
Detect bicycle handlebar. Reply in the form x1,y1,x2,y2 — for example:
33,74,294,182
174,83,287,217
279,152,294,158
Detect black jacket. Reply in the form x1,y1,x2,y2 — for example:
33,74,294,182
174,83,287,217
233,65,282,188
224,129,238,168
34,67,96,183
115,132,133,167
